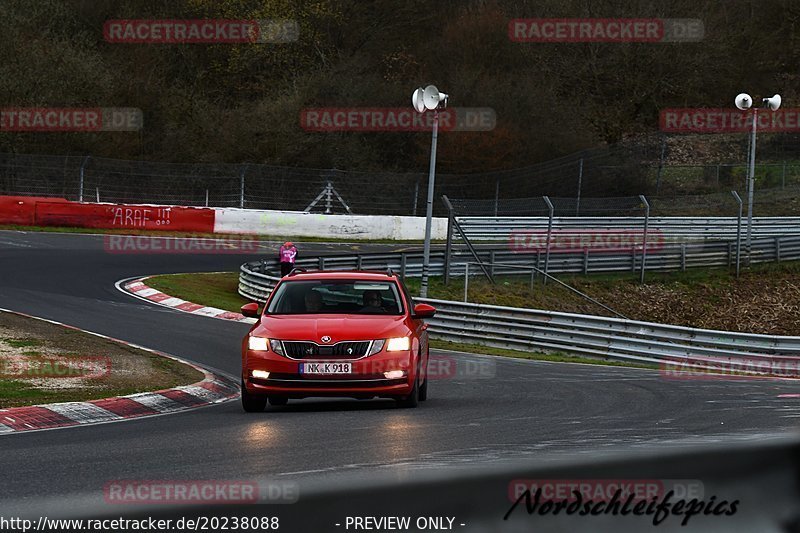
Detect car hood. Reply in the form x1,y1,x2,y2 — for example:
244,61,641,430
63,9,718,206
253,314,410,343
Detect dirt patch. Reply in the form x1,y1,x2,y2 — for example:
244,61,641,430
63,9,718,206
0,312,204,408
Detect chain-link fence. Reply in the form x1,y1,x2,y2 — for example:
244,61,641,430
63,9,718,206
3,131,800,216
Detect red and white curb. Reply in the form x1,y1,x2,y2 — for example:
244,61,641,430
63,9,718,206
0,308,239,434
121,277,256,324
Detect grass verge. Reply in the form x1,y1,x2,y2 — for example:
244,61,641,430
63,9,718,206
0,311,204,408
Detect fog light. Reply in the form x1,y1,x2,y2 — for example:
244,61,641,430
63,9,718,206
384,370,406,379
251,370,270,380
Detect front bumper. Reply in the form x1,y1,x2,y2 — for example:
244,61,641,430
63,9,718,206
243,349,415,398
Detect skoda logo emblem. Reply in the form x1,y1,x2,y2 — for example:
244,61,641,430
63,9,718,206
321,335,332,343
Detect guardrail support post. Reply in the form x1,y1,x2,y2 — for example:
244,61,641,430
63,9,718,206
400,253,407,278
318,257,325,270
583,249,589,274
727,243,732,268
543,196,554,285
356,255,363,270
775,236,781,262
489,251,496,278
682,244,687,272
464,263,469,302
639,195,650,284
443,195,454,285
731,191,743,278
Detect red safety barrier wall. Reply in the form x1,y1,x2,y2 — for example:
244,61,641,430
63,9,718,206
34,201,216,232
0,196,69,225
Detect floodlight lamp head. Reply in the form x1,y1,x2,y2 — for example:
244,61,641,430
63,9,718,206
422,85,448,110
763,94,781,111
412,87,426,113
735,93,752,110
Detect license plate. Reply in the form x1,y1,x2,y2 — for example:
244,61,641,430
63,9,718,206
300,362,352,374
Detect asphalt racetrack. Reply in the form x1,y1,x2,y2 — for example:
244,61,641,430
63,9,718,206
1,230,799,528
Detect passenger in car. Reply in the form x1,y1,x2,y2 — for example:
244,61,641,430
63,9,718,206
304,290,324,313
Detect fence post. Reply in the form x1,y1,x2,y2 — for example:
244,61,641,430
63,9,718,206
356,255,363,270
205,189,209,207
239,164,248,208
400,253,407,278
494,179,500,217
576,158,583,216
95,187,100,203
727,242,732,268
639,195,650,284
318,257,325,270
412,180,419,216
543,196,554,285
782,162,786,189
489,250,496,277
464,263,469,303
442,195,454,285
655,136,666,194
78,155,91,202
681,243,687,272
731,191,742,278
775,236,781,262
583,249,589,274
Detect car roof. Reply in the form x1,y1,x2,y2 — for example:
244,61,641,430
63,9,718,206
283,270,399,281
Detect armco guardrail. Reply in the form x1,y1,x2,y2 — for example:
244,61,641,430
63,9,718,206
457,216,800,241
240,233,800,285
239,258,800,368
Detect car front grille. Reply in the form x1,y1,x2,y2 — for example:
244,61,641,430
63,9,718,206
281,341,371,359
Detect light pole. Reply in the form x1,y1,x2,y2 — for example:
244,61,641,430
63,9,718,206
735,92,781,262
412,85,448,298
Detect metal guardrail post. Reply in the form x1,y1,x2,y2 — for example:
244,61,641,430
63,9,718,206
318,257,325,270
489,251,496,278
442,195,454,285
543,196,554,285
732,191,743,278
775,236,781,261
356,255,363,269
583,249,589,274
681,244,687,271
639,195,650,284
493,179,499,217
400,253,407,278
463,263,469,302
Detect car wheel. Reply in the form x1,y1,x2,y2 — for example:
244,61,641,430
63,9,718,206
268,396,288,406
418,374,428,402
241,380,267,412
396,375,419,408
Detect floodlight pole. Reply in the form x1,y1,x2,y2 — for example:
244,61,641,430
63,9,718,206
420,110,439,298
746,109,757,263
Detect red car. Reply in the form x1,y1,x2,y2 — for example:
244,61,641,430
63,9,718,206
240,269,436,411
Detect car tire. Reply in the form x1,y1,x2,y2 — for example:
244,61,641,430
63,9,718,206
418,374,428,402
241,380,267,412
268,396,288,406
396,375,419,408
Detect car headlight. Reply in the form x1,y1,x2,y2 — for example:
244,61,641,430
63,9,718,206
386,337,410,352
248,336,270,351
367,339,385,356
269,339,285,356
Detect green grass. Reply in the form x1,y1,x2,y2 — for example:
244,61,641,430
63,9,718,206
430,340,655,369
145,272,253,312
3,338,42,348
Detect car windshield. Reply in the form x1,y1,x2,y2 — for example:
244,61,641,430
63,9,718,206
266,279,403,315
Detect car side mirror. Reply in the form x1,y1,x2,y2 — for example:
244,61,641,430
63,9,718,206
240,302,260,318
413,303,436,319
